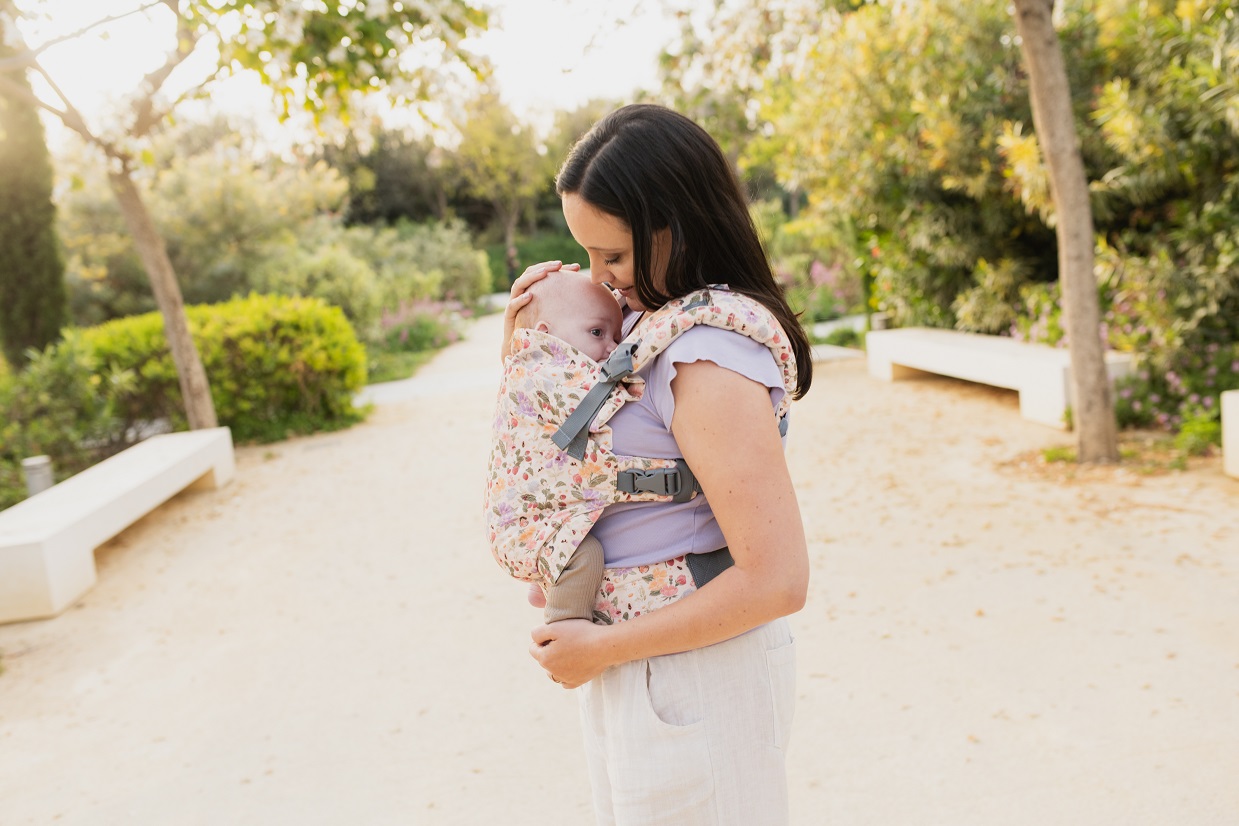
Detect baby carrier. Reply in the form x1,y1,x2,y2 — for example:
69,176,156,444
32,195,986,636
484,286,798,586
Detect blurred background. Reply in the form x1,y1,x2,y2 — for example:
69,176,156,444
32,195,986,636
1,0,1237,504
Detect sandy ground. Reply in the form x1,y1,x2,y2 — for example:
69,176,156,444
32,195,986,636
1,311,1237,826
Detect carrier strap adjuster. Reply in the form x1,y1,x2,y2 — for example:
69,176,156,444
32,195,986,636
616,458,699,504
553,342,639,460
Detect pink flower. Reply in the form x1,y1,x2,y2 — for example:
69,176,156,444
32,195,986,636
660,586,678,597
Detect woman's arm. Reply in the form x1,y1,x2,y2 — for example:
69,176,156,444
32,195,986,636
530,359,809,687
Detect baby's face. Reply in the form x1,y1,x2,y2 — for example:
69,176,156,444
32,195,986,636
542,278,624,362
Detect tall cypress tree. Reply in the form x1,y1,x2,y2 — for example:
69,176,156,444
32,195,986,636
0,34,67,367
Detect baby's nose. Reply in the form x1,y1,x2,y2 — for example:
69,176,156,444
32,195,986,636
603,338,619,357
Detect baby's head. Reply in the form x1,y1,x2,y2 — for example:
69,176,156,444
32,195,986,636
513,270,623,362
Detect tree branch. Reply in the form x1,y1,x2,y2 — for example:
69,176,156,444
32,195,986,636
0,1,166,73
0,70,91,143
128,8,202,138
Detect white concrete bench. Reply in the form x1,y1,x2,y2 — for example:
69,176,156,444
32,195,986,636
0,427,234,624
866,328,1135,429
1223,390,1238,480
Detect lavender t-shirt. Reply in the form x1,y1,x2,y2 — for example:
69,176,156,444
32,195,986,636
589,311,788,568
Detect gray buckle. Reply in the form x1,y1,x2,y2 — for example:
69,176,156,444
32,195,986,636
598,343,637,381
616,459,697,504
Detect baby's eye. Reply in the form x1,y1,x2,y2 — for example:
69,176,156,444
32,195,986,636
589,328,604,338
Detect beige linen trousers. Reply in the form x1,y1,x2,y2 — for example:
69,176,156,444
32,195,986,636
577,618,797,825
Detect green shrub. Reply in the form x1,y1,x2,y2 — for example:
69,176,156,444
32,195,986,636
820,327,863,349
253,241,382,342
387,219,491,308
1174,409,1222,457
0,335,127,510
379,300,461,353
82,294,367,443
485,232,589,292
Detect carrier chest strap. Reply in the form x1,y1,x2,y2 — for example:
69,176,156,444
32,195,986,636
552,342,638,461
616,458,701,504
615,412,787,505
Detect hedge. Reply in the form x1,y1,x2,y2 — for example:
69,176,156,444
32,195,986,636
1,294,368,509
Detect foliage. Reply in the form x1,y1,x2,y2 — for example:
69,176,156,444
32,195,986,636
820,327,863,349
2,0,490,431
953,259,1029,335
449,92,555,247
79,294,367,444
758,0,1060,328
751,199,863,325
58,126,492,331
57,123,351,325
365,298,464,382
0,34,66,366
1174,410,1222,457
1015,239,1239,433
325,127,454,226
378,300,462,354
656,0,828,195
0,334,127,510
484,232,589,292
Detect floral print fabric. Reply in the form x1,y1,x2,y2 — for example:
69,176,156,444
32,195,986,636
484,287,798,596
591,555,699,625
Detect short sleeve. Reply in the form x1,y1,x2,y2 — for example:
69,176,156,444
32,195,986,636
642,325,786,431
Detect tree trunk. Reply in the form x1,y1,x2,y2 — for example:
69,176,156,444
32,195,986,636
502,204,519,258
1013,0,1118,463
108,167,218,430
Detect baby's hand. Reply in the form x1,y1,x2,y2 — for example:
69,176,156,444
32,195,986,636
527,583,547,609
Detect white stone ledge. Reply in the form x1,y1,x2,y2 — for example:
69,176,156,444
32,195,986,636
1223,390,1238,480
866,328,1135,429
0,427,234,624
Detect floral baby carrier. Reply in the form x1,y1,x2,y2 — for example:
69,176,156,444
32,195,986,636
484,287,798,587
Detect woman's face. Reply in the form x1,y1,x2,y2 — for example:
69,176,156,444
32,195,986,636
562,192,670,312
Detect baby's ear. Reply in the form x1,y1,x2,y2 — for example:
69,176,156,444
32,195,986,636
535,321,551,334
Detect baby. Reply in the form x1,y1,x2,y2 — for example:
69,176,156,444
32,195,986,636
505,270,623,622
510,269,624,363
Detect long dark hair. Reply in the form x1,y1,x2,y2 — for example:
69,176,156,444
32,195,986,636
556,104,812,399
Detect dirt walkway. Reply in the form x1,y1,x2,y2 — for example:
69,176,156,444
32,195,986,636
1,312,1236,825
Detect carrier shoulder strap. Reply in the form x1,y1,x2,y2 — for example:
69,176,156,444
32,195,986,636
553,287,797,470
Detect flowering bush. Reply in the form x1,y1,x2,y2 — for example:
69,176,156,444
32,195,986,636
1012,243,1237,441
379,300,462,353
1114,343,1239,436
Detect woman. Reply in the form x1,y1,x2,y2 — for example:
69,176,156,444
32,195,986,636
504,104,813,825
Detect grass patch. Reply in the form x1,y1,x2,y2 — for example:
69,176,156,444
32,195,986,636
1010,430,1199,482
812,327,865,349
366,349,437,384
1041,445,1076,463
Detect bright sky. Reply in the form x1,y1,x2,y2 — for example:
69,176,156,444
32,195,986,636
16,0,690,144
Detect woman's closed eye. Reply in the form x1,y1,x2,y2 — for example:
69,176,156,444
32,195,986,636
602,255,620,266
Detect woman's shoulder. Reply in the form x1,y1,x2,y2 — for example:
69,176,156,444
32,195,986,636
644,325,783,407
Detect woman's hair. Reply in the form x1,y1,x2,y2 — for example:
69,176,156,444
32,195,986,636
556,104,812,398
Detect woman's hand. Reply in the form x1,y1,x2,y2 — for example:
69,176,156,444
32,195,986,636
501,260,581,363
529,619,613,689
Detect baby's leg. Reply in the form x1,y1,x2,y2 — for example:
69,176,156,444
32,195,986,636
544,534,605,623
